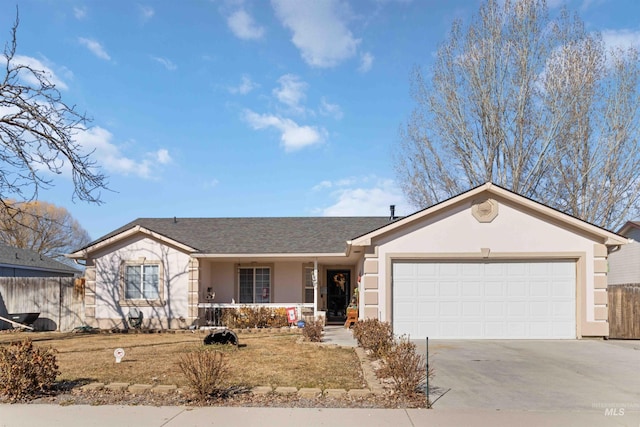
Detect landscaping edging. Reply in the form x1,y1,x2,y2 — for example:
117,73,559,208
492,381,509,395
79,340,387,399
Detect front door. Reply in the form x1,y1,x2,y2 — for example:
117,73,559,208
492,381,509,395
326,269,350,323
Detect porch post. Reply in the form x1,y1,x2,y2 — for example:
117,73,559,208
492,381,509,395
313,258,318,319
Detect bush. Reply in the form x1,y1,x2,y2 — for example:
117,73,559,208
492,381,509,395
378,336,432,398
0,339,59,402
222,306,288,328
302,319,324,342
178,349,229,401
352,319,394,358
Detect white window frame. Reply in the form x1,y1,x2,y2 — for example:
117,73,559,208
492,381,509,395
238,266,271,304
121,261,163,305
304,267,314,304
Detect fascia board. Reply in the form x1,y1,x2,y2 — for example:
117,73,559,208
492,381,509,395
67,225,196,259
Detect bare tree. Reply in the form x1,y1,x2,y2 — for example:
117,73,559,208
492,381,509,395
395,0,640,230
0,11,107,211
0,199,91,261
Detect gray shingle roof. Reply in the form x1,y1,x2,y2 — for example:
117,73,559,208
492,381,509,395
0,243,80,273
87,217,396,254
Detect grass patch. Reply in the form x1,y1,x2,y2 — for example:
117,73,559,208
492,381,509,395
0,330,365,390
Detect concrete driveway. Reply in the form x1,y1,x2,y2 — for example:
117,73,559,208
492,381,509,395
415,339,640,413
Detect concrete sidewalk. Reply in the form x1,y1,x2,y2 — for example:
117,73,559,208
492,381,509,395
1,405,638,427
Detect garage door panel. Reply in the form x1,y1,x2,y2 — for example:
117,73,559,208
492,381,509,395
439,281,459,296
484,322,505,337
416,281,437,296
417,301,438,316
393,261,576,339
485,281,504,296
551,283,573,297
508,281,527,297
530,301,550,317
484,301,504,316
529,281,550,297
439,301,459,316
461,281,482,296
507,301,528,316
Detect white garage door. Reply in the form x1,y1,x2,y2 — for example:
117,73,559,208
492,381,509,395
392,261,576,339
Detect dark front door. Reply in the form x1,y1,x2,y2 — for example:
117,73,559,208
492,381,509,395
326,269,350,322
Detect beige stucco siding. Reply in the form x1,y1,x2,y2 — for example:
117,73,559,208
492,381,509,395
202,261,307,304
369,196,604,334
91,235,191,329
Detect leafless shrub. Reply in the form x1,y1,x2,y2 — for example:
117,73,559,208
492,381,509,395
302,319,324,342
378,336,432,398
352,319,394,358
0,339,59,402
177,349,229,401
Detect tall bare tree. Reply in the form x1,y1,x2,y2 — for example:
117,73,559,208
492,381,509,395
0,199,91,261
395,0,640,230
0,12,107,213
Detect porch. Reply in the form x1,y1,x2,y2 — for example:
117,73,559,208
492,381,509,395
191,257,360,328
196,302,317,328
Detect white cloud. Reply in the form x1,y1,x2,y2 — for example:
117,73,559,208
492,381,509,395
229,74,259,95
73,6,87,20
316,177,412,217
601,29,640,52
273,74,307,113
139,5,155,22
11,55,69,90
243,110,326,151
78,38,111,61
151,56,177,71
319,97,343,120
227,9,265,40
74,126,170,179
358,52,374,73
271,0,360,68
155,148,171,164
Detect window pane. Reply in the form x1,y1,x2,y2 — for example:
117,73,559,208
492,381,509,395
239,268,253,303
143,265,159,299
305,268,314,287
125,265,141,299
304,268,314,303
255,267,270,303
305,288,314,304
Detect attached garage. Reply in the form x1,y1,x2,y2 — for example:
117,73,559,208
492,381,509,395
352,183,628,339
392,260,576,339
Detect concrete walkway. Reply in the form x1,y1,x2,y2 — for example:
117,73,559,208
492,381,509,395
321,324,357,347
1,404,638,426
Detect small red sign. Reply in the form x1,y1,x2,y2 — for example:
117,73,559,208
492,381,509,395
286,307,297,323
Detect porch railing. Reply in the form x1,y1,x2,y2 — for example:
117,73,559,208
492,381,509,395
196,303,315,328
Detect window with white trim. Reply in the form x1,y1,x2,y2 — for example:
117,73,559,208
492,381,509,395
304,267,314,303
125,264,159,300
239,267,270,303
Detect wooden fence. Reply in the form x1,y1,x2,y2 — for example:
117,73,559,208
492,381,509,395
608,284,640,339
0,277,84,332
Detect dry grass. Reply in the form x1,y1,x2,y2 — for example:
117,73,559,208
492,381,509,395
0,330,365,390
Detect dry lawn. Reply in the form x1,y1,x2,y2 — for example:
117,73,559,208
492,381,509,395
0,330,365,390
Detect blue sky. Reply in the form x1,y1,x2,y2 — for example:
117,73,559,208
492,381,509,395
1,0,639,240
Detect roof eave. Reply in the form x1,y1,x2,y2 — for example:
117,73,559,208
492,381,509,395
352,182,628,246
192,252,347,259
67,225,196,259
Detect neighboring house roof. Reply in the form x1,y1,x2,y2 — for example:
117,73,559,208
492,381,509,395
352,182,628,246
71,217,396,256
0,243,80,274
617,221,640,236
